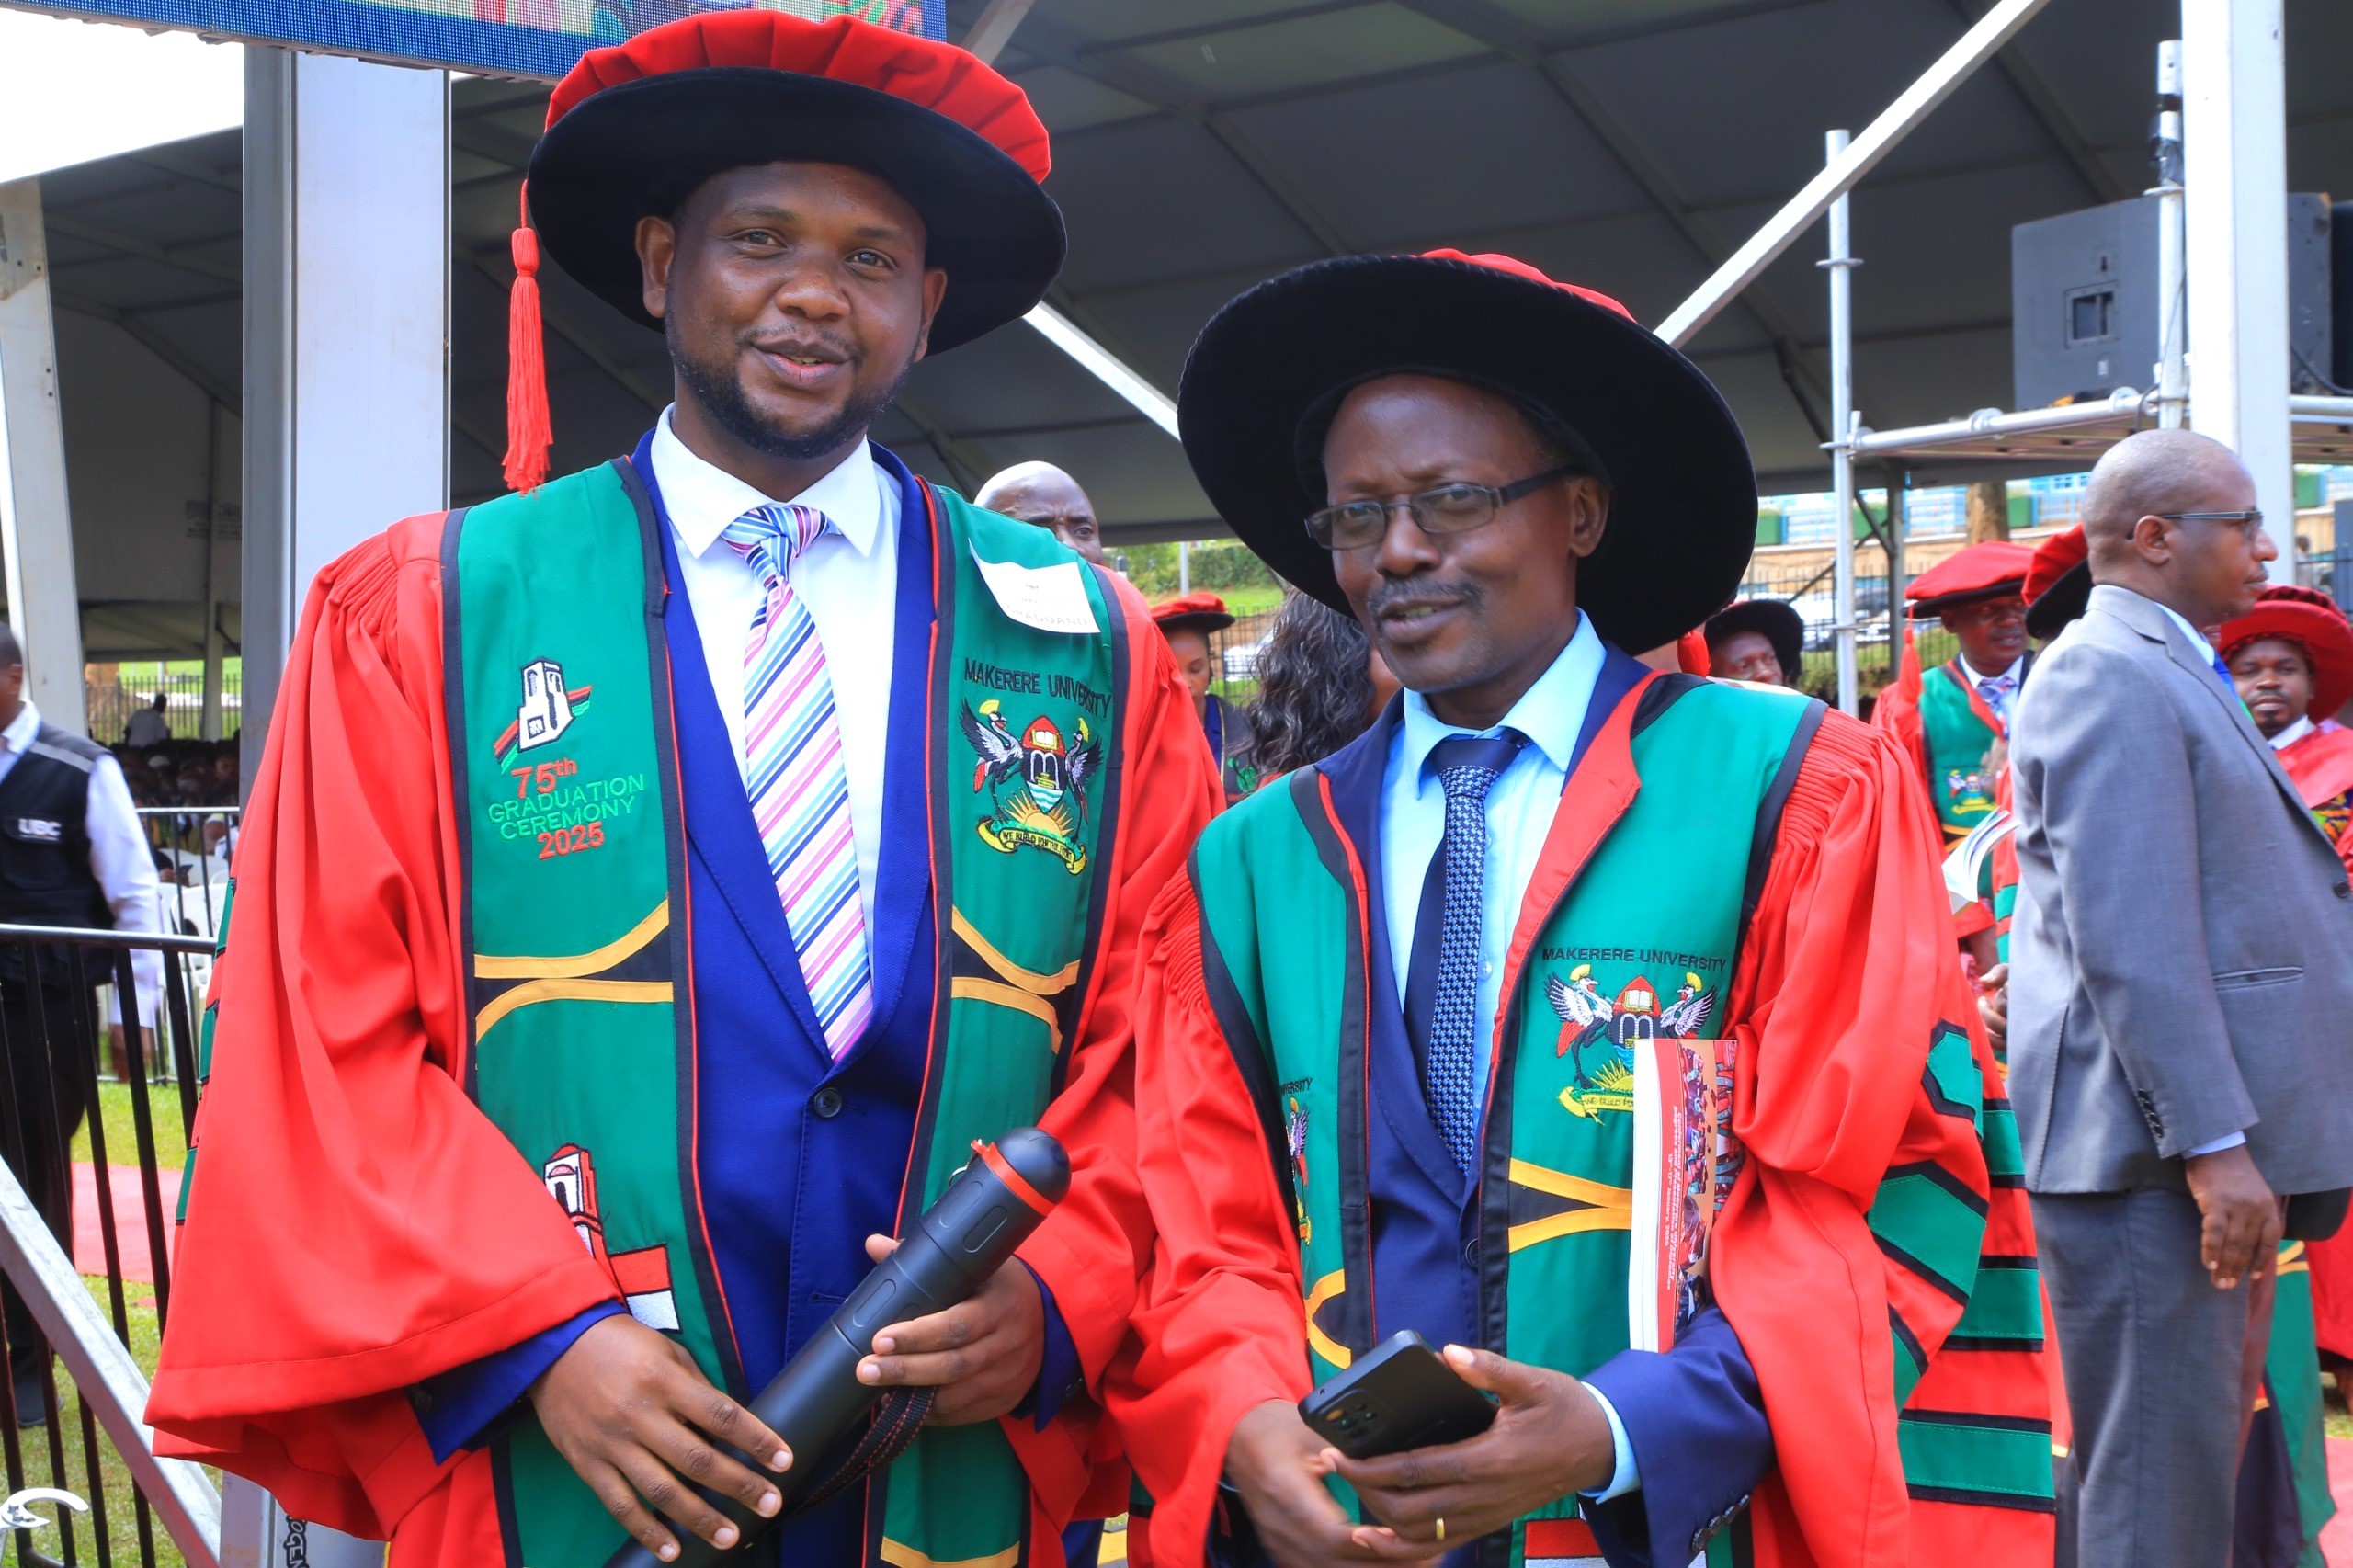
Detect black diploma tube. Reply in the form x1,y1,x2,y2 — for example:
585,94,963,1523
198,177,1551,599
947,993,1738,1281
606,1128,1071,1568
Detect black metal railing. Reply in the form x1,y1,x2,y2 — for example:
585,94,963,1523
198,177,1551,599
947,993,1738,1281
0,922,220,1568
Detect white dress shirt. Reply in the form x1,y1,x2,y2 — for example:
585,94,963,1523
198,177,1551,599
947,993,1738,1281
649,409,899,937
2269,715,2316,753
1956,653,2026,726
0,701,162,1018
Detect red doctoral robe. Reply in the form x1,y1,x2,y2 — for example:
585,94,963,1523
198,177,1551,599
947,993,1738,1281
1107,709,2050,1568
143,507,1217,1562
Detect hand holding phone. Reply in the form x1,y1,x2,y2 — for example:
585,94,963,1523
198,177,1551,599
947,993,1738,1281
1300,1331,1497,1460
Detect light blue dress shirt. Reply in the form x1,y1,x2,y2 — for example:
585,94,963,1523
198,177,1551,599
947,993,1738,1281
1374,610,1638,1499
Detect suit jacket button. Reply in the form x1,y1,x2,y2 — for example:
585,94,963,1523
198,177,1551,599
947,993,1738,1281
813,1086,845,1119
2335,881,2349,899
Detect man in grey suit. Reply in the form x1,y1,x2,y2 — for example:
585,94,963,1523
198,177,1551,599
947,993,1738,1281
2010,427,2353,1568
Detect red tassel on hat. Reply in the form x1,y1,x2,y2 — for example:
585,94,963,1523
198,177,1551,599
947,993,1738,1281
504,187,553,494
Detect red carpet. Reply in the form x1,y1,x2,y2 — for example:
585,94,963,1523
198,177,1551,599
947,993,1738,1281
70,1163,179,1287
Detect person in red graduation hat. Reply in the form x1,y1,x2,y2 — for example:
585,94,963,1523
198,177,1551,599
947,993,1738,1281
1150,592,1261,802
1107,249,2049,1568
146,16,1219,1568
2222,585,2353,874
1873,540,2036,846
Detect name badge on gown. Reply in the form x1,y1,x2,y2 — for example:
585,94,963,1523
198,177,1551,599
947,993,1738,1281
971,549,1100,636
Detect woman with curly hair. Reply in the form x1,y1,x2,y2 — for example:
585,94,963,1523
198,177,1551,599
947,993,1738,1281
1247,592,1399,779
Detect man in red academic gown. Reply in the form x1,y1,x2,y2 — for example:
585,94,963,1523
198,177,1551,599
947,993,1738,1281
1873,540,2036,847
1104,251,2050,1568
145,17,1215,1567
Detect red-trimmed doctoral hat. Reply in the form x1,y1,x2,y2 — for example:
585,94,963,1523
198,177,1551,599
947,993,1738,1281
1703,598,1804,682
2023,526,2091,641
1150,592,1236,637
1176,250,1756,654
502,12,1063,490
1905,540,2035,619
2218,585,2353,718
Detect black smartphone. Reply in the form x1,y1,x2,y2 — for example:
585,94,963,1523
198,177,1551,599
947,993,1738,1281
1298,1330,1497,1460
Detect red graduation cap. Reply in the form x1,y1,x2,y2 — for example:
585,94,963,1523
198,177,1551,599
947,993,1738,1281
2219,584,2353,718
1905,540,2035,619
504,12,1063,492
1151,592,1236,636
2023,525,2091,640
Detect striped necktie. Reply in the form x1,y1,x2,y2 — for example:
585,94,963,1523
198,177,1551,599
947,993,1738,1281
720,502,872,1058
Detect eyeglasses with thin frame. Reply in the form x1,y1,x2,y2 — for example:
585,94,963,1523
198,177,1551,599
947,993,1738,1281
2153,509,2265,531
1304,463,1583,551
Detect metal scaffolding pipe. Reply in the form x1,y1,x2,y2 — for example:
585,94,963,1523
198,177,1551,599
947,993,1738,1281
1822,130,1859,716
1656,0,2057,348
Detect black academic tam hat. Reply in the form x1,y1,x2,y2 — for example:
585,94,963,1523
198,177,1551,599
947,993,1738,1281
1705,598,1806,681
525,13,1064,354
1177,250,1757,654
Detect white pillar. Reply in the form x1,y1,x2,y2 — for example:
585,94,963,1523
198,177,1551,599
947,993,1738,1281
241,47,449,786
2182,0,2292,576
0,177,88,732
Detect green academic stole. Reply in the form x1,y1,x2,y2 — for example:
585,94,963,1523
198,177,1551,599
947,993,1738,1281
443,460,1128,1568
1918,661,2001,846
1188,676,1814,1568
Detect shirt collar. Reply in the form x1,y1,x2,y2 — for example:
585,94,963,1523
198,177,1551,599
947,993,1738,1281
1396,610,1602,799
1957,653,2024,687
2153,599,2218,660
651,405,883,562
2,700,40,755
2270,714,2316,752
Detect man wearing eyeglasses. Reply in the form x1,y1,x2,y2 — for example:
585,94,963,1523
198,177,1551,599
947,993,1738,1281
1101,251,2052,1568
1875,540,2038,850
2007,427,2353,1568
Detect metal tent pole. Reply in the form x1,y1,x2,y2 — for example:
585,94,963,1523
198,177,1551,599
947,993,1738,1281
2153,40,2188,429
1885,470,1906,660
1822,130,1859,716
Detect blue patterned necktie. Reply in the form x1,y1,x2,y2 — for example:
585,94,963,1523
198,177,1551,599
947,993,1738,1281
1417,730,1528,1172
1976,673,2017,723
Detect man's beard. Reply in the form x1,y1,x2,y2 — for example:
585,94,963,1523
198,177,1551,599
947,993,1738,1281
668,317,916,462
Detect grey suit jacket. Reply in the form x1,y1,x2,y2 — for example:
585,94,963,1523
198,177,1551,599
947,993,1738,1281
2009,584,2353,1197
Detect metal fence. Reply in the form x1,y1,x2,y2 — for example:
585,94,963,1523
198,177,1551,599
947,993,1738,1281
0,922,221,1567
84,679,241,753
136,812,238,958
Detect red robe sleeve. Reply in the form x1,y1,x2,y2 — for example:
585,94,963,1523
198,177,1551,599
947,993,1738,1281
146,517,622,1536
1712,711,2040,1568
1097,876,1315,1565
1006,579,1223,1524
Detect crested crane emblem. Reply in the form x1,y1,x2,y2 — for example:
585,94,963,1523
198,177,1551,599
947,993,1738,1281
1545,968,1715,1120
959,699,1100,874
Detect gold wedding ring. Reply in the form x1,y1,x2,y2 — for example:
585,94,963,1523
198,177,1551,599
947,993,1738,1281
1434,1517,1447,1543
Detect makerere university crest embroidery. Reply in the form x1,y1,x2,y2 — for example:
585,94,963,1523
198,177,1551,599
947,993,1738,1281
959,698,1100,873
1545,967,1715,1120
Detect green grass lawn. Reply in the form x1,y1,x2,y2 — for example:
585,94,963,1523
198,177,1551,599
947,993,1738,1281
0,1278,187,1568
8,1078,200,1565
71,1078,192,1176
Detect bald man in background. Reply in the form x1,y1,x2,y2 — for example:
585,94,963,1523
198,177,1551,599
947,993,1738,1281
978,461,1107,566
2009,429,2353,1568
